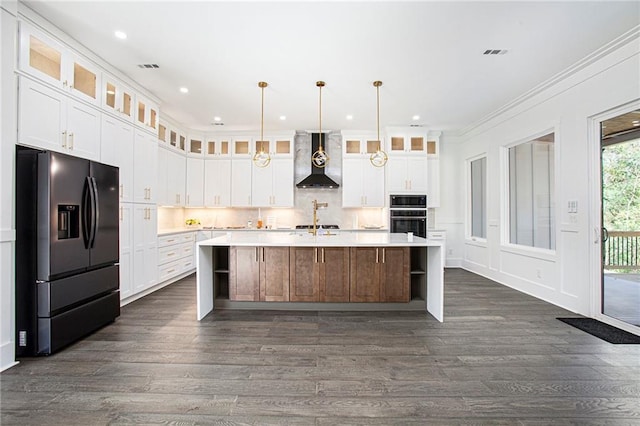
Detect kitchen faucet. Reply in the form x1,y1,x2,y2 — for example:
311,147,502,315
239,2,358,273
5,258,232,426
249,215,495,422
311,199,328,236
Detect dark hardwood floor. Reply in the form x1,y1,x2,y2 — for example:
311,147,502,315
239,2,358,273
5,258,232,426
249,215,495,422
2,269,640,425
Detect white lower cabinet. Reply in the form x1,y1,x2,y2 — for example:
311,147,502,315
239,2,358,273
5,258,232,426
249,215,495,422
133,204,158,294
342,158,385,207
204,159,231,207
157,232,196,282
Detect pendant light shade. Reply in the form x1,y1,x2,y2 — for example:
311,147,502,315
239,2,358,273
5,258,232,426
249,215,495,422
370,80,388,167
312,81,329,168
253,81,271,168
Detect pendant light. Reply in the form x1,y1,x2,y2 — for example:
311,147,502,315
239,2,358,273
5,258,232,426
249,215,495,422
253,81,271,168
370,80,388,167
312,81,329,168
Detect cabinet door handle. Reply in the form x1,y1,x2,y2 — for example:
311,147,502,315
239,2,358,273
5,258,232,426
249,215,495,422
382,248,386,263
63,80,68,88
262,247,265,262
119,206,123,221
148,187,152,199
321,248,325,264
68,132,74,150
120,184,124,199
375,248,379,264
61,131,67,148
314,248,318,263
255,247,259,262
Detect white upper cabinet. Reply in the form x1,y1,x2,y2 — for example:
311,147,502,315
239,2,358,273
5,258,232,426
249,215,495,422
387,157,427,194
251,158,294,207
342,158,385,207
19,77,100,161
101,114,134,202
231,158,252,207
385,128,429,156
19,23,101,106
204,159,231,207
185,157,205,207
102,73,134,122
188,135,204,157
135,94,159,133
133,130,158,204
342,134,379,157
252,135,294,158
232,138,252,157
205,138,231,158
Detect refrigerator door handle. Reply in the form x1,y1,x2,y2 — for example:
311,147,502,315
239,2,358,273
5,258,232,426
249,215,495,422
89,177,99,249
82,176,92,249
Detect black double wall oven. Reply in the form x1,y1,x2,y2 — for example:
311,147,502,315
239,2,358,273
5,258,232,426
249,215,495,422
389,194,427,238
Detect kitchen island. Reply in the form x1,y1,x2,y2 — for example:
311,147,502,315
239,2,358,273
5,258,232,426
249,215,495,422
196,232,445,321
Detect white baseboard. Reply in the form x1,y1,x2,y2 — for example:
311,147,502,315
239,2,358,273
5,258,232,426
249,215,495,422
121,270,194,307
0,341,18,372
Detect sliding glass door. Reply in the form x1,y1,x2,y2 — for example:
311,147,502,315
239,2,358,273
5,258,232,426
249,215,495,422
600,110,640,327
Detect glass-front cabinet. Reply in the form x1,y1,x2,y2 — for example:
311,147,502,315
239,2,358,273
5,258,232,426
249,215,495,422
252,135,293,158
384,128,430,155
102,74,134,121
19,23,101,106
342,133,379,156
188,135,204,156
232,138,252,156
135,94,159,133
205,138,231,157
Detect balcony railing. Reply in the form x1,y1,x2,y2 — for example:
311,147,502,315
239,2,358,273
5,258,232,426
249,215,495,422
604,231,640,270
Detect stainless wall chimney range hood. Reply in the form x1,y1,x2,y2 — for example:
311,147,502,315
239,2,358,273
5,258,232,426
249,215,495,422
296,133,340,189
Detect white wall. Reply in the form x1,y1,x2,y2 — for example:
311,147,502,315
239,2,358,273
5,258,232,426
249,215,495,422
0,1,18,372
450,28,640,315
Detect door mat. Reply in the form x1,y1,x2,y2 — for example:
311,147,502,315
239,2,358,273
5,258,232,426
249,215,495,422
557,318,640,344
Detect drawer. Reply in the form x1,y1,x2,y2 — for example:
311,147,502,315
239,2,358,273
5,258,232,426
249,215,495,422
180,233,196,243
158,259,181,282
180,257,195,272
158,232,195,248
180,242,193,258
158,245,181,264
427,231,446,240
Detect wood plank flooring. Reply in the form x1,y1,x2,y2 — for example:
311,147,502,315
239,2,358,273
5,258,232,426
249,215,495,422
2,269,640,425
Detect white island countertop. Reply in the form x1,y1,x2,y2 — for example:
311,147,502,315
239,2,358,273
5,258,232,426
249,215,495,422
196,231,445,323
198,231,443,247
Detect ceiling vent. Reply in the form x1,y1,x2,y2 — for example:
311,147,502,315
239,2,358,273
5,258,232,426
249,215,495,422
137,64,160,69
483,49,508,55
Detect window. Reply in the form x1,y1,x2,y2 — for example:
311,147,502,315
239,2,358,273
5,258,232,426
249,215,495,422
470,157,487,239
508,133,555,249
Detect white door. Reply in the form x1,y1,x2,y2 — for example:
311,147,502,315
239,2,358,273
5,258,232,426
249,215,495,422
342,158,364,207
362,162,385,207
386,157,408,193
271,159,294,207
186,157,205,207
407,157,427,193
119,203,133,299
66,97,100,161
101,116,134,202
251,164,272,207
231,159,252,207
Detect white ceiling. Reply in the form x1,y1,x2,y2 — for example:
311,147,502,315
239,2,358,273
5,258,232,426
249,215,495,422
22,1,640,133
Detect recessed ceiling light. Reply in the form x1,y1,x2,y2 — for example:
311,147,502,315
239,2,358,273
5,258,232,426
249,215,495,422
279,115,286,121
213,116,222,122
412,115,420,121
179,87,189,94
346,115,353,120
114,30,127,40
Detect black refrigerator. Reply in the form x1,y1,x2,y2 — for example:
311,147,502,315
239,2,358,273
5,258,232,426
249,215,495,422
16,147,121,356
